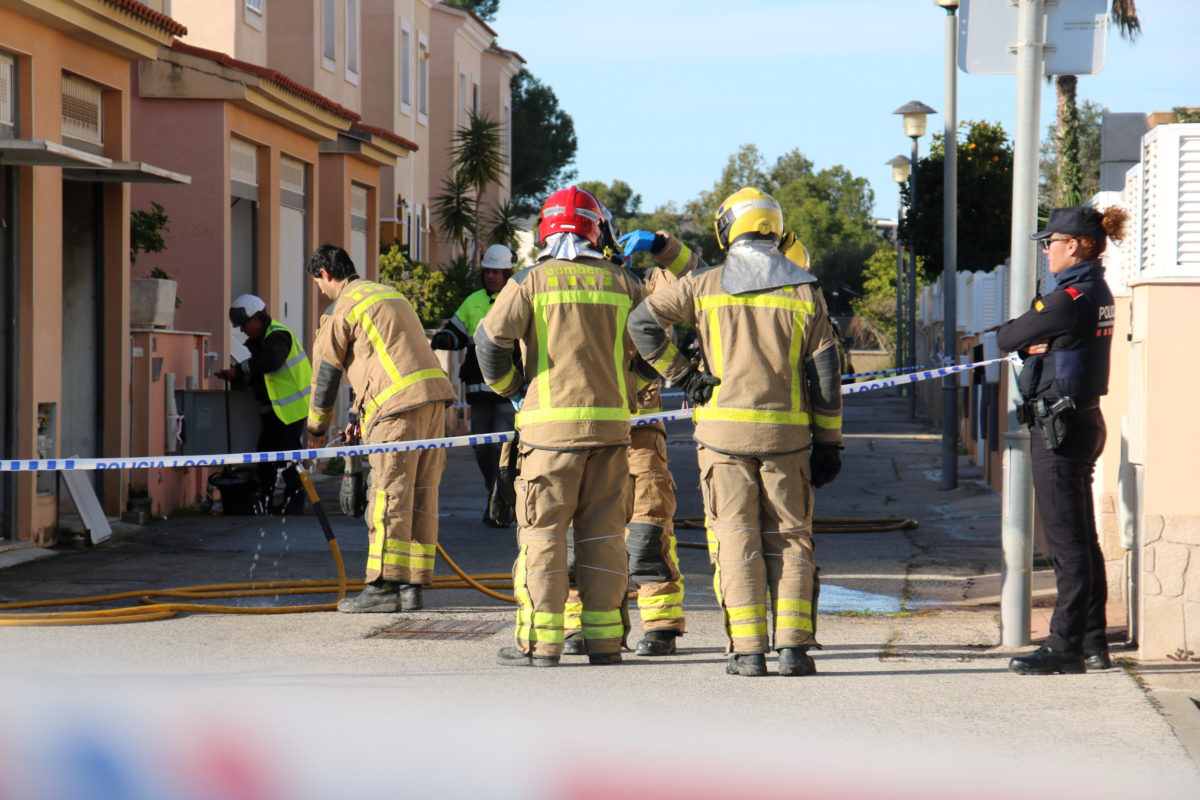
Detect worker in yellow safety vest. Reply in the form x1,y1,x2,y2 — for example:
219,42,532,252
216,293,312,515
305,244,456,614
476,185,645,667
627,187,844,677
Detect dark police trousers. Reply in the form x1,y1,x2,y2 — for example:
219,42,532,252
1029,405,1107,655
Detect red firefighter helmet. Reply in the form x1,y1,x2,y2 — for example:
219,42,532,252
537,185,604,247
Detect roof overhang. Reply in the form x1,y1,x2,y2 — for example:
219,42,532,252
0,139,191,184
318,130,407,168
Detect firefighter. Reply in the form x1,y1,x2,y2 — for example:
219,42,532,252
628,187,844,677
997,205,1125,675
215,294,312,516
304,244,456,614
475,185,644,667
430,243,518,527
561,218,699,658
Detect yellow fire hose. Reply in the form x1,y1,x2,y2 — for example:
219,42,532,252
0,470,916,626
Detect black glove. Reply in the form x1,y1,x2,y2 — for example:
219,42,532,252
677,366,721,405
339,455,367,518
809,443,843,488
488,466,518,527
429,330,454,350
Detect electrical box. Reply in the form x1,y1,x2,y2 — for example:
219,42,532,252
36,403,55,494
174,389,261,456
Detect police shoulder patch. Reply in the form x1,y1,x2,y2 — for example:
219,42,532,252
1064,286,1083,300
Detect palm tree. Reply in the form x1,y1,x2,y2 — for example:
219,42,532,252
431,171,475,259
483,200,522,254
449,111,506,269
1051,2,1141,204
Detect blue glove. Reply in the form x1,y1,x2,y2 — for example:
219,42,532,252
509,388,525,412
618,230,657,258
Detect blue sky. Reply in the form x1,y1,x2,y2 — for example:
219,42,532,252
490,0,1200,219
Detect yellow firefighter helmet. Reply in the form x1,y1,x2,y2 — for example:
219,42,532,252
713,187,783,249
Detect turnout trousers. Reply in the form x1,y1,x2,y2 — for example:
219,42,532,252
364,402,446,585
513,445,630,658
698,445,818,654
1029,406,1108,655
563,427,684,636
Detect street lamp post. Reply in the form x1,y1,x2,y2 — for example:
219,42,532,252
885,155,911,379
935,0,959,489
893,101,936,419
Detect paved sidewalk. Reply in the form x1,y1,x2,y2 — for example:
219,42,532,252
1,389,1197,798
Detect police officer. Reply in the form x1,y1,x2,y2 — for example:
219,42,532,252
996,205,1126,675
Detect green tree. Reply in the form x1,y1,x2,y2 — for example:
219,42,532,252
1040,99,1106,209
130,201,170,268
449,111,506,270
849,243,929,354
901,120,1014,277
578,179,642,219
510,69,578,213
431,170,475,259
1048,2,1140,205
483,200,522,253
443,0,498,22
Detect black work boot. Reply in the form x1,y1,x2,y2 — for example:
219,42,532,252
725,653,767,677
561,631,586,655
1008,645,1085,675
399,583,424,611
778,647,817,676
587,652,622,665
635,629,679,657
1084,648,1113,671
495,646,559,668
337,581,400,613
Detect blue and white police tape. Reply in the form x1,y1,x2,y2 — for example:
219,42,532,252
842,362,943,381
1,355,1017,472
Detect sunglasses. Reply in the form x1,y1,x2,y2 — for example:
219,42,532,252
1041,236,1076,250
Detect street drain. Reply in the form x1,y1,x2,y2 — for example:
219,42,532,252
372,618,508,641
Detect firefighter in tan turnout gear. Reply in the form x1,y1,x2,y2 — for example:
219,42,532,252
476,185,645,667
560,217,700,658
305,244,456,614
628,187,844,677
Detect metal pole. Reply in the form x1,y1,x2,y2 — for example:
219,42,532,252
907,136,920,418
896,200,904,378
1000,0,1045,647
941,3,959,489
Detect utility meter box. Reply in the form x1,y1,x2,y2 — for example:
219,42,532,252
174,389,261,456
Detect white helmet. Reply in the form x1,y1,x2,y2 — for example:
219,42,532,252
229,293,266,326
481,243,516,270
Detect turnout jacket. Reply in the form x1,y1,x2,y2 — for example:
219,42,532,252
306,279,455,439
995,260,1114,402
628,257,843,457
474,255,646,450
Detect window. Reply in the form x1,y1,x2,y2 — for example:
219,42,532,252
244,0,263,30
345,0,359,82
458,72,467,127
62,74,103,146
322,0,336,65
504,102,511,166
400,23,411,109
0,54,13,134
472,81,479,114
417,36,428,120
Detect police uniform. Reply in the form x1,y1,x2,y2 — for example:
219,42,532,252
996,258,1115,664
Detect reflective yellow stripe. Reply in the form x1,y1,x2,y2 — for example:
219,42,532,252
814,413,842,430
580,609,624,640
667,244,690,275
638,592,684,621
530,611,564,643
514,545,534,643
651,341,681,376
695,295,815,314
564,600,583,633
528,288,632,426
363,368,446,424
728,604,767,637
491,365,518,394
706,306,723,405
307,408,333,428
516,406,630,426
633,407,662,417
694,407,812,425
730,621,768,637
381,540,436,569
776,598,813,614
775,617,815,632
727,604,766,622
789,311,805,415
366,489,387,571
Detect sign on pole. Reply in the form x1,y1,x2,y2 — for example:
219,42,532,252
959,0,1108,75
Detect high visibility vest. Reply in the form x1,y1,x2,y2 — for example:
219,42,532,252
262,320,312,425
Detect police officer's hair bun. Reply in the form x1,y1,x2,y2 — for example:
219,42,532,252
1101,206,1128,243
